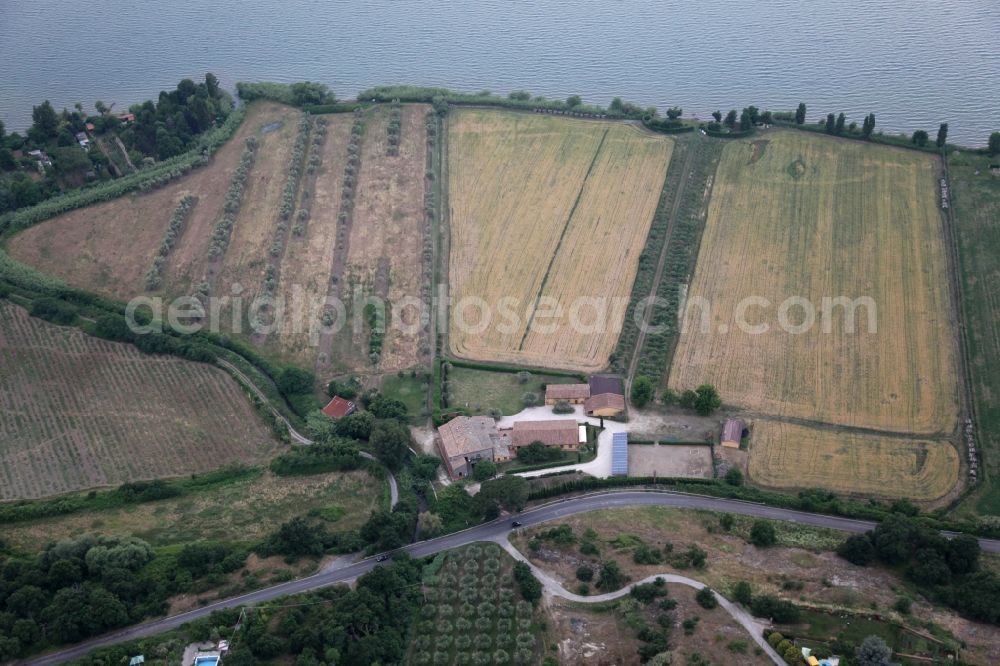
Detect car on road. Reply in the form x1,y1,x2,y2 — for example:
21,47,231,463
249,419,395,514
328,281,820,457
511,521,522,528
375,554,389,562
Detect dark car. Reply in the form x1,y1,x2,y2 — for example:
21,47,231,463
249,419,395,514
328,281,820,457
511,521,522,528
375,554,389,562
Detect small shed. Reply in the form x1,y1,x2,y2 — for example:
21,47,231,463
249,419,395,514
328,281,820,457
321,395,357,419
721,418,745,448
611,432,628,476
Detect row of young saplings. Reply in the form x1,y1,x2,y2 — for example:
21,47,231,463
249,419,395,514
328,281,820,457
416,110,439,357
270,115,310,257
387,100,402,156
144,194,194,290
321,109,367,328
191,136,259,308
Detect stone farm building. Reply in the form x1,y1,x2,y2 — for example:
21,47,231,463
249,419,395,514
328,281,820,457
506,419,583,450
584,392,625,417
544,383,591,405
437,416,512,479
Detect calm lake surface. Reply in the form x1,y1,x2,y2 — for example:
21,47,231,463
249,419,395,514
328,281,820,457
1,0,998,145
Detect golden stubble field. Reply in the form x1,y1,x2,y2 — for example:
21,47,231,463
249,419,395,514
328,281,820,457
0,301,278,499
665,131,962,500
447,109,673,371
747,420,959,501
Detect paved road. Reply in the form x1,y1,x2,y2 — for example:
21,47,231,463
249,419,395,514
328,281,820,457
25,489,1000,665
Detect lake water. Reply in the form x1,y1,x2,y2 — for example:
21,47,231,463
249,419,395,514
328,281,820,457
1,0,998,145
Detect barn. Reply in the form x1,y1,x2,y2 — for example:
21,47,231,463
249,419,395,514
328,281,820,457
584,392,625,417
509,419,582,449
721,418,745,448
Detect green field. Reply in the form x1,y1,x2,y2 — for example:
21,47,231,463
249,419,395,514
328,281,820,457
381,372,429,423
2,468,383,549
947,151,1000,515
446,365,582,415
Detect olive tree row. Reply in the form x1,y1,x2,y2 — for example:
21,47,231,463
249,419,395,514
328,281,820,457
144,194,195,290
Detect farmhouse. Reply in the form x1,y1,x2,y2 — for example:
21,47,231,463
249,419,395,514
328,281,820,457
721,418,745,448
437,416,512,479
585,392,625,417
545,383,590,405
509,419,582,450
321,395,357,419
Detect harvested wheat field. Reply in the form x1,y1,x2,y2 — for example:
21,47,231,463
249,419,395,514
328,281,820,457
747,420,959,501
334,104,429,372
448,109,673,372
0,301,278,499
669,131,959,434
8,102,300,300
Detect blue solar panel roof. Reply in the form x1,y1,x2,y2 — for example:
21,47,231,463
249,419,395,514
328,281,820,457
611,432,628,476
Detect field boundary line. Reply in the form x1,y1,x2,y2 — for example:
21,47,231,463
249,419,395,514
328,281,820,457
518,127,610,350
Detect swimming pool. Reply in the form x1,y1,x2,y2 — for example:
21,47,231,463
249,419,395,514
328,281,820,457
194,656,219,666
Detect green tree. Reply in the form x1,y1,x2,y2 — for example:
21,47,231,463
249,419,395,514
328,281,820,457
825,113,836,134
693,384,721,415
513,561,542,604
631,375,654,407
724,109,738,128
476,475,528,516
508,90,532,101
565,95,582,107
733,581,753,605
712,110,722,123
837,533,876,566
795,102,807,125
370,418,412,471
740,108,753,131
695,586,718,609
835,112,846,135
597,560,626,590
855,636,893,666
666,106,683,120
862,113,876,138
417,511,443,537
749,520,777,547
32,100,60,139
912,129,929,146
989,131,1000,155
473,460,497,481
277,366,314,395
724,467,743,486
750,595,800,623
576,565,594,582
936,122,949,148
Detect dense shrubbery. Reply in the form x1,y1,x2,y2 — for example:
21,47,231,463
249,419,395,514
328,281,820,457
516,441,565,464
236,81,336,107
837,514,1000,624
268,439,364,475
145,195,194,290
0,532,249,658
